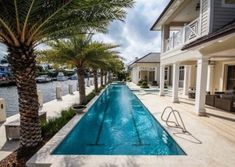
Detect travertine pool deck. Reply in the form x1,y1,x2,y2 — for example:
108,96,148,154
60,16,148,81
0,85,96,161
27,82,235,167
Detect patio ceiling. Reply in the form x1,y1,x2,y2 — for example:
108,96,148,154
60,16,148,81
151,0,200,30
200,33,235,57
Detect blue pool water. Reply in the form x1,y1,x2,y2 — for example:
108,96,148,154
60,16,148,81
53,84,185,155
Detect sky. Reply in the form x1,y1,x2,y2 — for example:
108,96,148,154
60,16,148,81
93,0,170,63
0,0,170,62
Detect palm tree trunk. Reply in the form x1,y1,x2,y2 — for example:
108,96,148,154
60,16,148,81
93,69,98,92
104,71,107,85
77,67,86,104
100,70,104,87
8,46,41,148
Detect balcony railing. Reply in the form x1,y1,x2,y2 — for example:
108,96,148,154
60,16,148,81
165,18,200,52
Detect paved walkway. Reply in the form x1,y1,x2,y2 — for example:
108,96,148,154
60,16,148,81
0,85,96,161
128,82,235,166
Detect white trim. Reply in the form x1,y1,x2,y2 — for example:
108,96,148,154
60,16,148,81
199,0,203,35
222,0,235,8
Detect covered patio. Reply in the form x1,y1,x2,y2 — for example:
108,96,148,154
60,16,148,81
159,24,235,115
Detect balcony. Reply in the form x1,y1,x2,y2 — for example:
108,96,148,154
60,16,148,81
164,18,201,52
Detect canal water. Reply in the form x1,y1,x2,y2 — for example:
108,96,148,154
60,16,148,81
0,79,93,117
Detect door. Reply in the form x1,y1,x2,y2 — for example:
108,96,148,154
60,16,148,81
227,65,235,90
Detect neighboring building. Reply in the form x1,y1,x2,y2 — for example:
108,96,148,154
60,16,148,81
151,0,235,115
128,53,160,85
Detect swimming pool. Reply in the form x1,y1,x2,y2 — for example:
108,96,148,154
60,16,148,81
53,84,185,155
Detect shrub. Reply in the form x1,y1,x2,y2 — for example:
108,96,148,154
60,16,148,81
140,81,149,88
86,91,96,104
137,79,144,86
152,80,158,86
41,109,76,138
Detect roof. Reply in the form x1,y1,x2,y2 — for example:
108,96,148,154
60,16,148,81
129,53,160,67
150,0,175,31
182,20,235,50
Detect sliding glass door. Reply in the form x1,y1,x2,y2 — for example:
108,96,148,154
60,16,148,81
227,65,235,90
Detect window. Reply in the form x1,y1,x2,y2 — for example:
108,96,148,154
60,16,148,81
222,0,235,7
179,66,185,81
227,66,235,90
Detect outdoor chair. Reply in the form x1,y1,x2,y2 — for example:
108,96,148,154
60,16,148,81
205,95,215,106
214,95,235,112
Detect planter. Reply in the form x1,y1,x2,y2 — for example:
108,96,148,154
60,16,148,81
72,104,86,114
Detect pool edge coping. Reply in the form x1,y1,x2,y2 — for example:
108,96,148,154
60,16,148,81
26,84,187,167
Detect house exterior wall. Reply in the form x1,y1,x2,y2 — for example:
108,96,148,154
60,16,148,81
186,60,235,93
189,65,197,88
211,0,235,32
212,60,235,92
130,63,160,84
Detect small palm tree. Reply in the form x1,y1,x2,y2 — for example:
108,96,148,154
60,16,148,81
0,0,134,148
40,35,119,104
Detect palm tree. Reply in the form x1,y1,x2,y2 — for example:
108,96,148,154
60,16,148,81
106,56,125,82
0,0,134,148
39,35,119,104
88,46,119,92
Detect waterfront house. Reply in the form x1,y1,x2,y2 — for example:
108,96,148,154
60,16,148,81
151,0,235,115
128,53,160,85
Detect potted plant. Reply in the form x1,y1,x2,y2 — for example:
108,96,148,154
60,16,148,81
140,81,149,88
72,104,86,114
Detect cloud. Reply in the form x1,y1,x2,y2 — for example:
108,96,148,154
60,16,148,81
93,0,170,63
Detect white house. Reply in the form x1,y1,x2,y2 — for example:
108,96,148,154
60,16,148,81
151,0,235,115
128,53,161,85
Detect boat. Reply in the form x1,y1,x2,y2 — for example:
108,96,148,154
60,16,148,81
0,73,16,86
36,75,52,83
56,72,67,81
69,73,78,80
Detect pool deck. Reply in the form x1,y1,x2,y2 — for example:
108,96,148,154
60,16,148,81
26,82,235,167
0,85,96,161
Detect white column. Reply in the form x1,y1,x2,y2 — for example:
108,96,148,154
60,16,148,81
206,64,214,94
195,58,208,116
159,65,165,96
147,70,150,82
183,65,190,95
136,67,140,83
172,63,180,103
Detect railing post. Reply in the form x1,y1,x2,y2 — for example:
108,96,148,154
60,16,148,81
37,90,43,108
56,86,63,100
0,98,6,123
69,84,74,95
86,79,90,87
